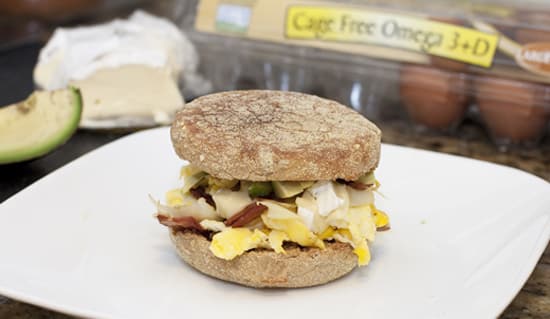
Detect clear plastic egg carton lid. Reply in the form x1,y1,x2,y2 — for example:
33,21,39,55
171,0,550,149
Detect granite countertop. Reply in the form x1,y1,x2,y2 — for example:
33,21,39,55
0,120,548,319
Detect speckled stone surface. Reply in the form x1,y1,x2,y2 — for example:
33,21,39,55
0,120,548,319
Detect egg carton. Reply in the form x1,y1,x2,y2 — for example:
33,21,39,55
162,0,550,150
400,64,550,148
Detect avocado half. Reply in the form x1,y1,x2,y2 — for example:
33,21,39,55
0,88,82,164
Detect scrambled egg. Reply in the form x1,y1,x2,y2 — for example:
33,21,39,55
201,199,384,265
165,188,184,206
268,230,289,253
371,205,390,228
332,229,371,266
208,227,294,259
354,240,371,266
210,228,268,260
164,166,390,266
260,200,325,249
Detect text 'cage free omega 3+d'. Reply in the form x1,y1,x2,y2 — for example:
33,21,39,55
175,0,550,149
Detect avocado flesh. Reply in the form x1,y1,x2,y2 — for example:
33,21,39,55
272,181,314,198
212,189,253,219
248,182,273,197
358,172,376,185
0,88,82,164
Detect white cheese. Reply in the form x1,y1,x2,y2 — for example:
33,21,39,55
348,188,375,207
309,181,344,216
297,206,315,230
72,65,183,127
199,220,227,232
33,10,198,128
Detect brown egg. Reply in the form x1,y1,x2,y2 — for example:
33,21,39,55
400,64,469,130
430,55,469,73
429,17,469,72
475,76,549,145
515,28,550,44
513,10,550,44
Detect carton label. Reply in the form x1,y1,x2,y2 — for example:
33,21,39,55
196,0,501,68
215,3,252,34
285,6,499,67
516,42,550,77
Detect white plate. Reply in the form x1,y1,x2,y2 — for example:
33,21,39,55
0,127,549,319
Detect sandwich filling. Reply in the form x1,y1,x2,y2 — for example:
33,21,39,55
154,164,389,266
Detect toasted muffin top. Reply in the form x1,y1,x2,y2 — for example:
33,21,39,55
171,90,381,181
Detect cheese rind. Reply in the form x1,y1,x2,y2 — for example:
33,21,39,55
34,10,191,89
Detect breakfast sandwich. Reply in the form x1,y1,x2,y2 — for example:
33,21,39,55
153,90,389,288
